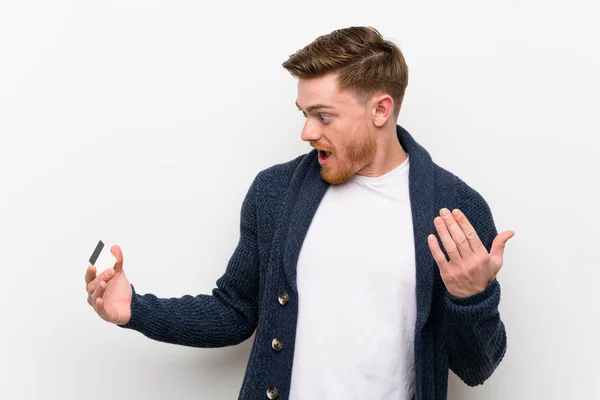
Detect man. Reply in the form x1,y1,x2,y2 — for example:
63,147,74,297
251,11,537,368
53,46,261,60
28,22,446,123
84,26,514,400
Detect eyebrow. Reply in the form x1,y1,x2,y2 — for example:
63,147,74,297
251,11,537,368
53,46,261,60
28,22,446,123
295,101,336,113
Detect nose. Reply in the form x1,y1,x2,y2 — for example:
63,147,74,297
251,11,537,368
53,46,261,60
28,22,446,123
301,120,321,142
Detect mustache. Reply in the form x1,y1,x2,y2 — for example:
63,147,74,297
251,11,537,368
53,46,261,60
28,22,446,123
310,142,334,153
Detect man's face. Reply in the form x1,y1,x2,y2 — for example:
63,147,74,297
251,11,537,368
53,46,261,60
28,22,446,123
296,73,377,185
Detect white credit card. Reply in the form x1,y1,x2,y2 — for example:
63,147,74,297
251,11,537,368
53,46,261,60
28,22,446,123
89,240,117,272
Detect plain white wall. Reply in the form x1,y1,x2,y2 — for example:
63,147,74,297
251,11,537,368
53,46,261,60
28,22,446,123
2,0,599,399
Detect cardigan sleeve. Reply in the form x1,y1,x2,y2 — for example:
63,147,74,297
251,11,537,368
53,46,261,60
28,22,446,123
444,179,508,386
117,173,263,348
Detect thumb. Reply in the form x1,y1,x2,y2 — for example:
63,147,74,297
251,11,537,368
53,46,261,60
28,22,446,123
110,244,124,271
490,230,515,261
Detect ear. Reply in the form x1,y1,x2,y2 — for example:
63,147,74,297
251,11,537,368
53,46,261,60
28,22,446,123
371,94,394,127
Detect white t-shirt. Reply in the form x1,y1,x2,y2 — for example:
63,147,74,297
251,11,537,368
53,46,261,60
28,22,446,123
289,154,416,400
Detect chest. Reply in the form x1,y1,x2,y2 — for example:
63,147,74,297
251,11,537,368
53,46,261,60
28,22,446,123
297,183,416,291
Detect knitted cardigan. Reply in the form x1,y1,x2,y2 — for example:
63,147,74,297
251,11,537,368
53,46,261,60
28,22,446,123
121,124,507,400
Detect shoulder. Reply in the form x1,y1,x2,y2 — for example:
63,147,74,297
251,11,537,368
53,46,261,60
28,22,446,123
432,162,498,249
431,162,488,207
250,151,314,198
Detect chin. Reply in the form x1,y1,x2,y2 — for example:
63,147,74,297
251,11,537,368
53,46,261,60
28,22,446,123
320,165,355,185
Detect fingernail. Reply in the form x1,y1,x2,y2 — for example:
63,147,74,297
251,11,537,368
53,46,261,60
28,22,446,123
435,217,443,226
106,269,113,277
441,208,449,216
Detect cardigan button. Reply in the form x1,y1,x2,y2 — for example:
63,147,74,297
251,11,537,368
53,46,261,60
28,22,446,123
278,292,289,306
266,386,279,399
272,338,283,352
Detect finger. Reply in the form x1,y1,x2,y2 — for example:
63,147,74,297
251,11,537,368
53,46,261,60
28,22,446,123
91,280,106,308
86,268,114,294
111,245,124,271
428,234,450,271
451,209,486,255
490,230,515,260
85,265,96,284
95,297,111,321
434,216,462,263
440,208,472,257
86,267,114,295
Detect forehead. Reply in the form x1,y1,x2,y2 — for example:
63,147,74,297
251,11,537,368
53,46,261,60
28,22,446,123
297,73,359,109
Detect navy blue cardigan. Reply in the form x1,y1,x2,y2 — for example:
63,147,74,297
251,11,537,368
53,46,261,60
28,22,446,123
121,125,507,399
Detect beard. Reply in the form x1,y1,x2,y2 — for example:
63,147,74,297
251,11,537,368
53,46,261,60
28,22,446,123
320,133,377,185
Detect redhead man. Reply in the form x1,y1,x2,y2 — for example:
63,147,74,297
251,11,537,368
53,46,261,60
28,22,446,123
85,26,514,400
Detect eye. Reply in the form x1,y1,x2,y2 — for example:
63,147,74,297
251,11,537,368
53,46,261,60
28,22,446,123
318,113,331,122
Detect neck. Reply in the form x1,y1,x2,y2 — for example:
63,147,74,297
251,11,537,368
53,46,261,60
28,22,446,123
357,125,407,178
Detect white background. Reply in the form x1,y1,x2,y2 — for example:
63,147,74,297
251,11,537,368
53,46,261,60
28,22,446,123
2,1,599,399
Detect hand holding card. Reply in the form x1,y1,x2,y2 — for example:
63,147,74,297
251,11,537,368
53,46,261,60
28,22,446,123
85,242,132,325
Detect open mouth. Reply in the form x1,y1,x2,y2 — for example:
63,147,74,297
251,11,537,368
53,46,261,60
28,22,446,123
319,150,332,160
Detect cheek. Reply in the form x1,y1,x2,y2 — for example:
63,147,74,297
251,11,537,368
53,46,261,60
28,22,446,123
326,119,362,157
